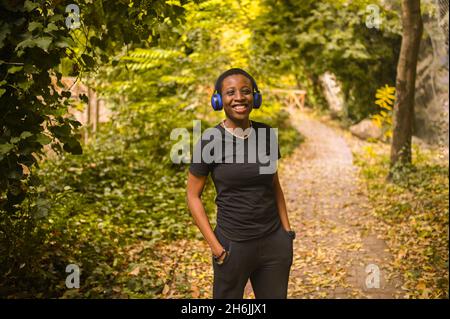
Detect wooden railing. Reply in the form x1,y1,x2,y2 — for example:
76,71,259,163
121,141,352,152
265,88,306,110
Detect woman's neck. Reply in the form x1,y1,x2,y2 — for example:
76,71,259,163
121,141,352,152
223,118,251,130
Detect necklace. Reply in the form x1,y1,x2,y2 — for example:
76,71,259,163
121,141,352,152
221,119,253,140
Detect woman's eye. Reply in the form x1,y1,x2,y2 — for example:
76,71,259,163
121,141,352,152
226,91,234,96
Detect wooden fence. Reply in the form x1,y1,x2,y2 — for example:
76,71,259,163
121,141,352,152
265,88,306,110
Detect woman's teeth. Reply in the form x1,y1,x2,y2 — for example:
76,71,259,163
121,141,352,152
234,105,247,111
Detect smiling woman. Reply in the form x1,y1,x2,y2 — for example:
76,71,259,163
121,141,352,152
186,68,295,299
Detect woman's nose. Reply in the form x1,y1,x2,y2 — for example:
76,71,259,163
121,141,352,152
235,91,245,100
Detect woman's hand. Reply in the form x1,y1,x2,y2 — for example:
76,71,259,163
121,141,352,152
217,252,227,263
212,246,225,257
213,248,228,264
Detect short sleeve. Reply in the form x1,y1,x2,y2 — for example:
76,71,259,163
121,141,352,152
189,137,212,177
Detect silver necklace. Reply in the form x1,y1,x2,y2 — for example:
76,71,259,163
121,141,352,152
221,119,253,140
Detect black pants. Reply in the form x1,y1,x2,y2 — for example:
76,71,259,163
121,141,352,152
212,224,293,299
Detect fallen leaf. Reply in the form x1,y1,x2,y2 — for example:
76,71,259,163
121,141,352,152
129,266,140,276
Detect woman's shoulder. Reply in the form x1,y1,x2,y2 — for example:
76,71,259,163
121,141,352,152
198,123,224,140
251,120,274,129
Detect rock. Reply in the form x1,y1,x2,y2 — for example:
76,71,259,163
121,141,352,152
349,119,383,140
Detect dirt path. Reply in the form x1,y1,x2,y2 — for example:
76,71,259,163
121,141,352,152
277,107,403,298
159,108,404,299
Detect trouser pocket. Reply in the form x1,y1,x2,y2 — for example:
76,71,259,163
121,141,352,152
272,225,294,266
213,227,232,267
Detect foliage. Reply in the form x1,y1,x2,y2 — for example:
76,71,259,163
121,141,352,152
0,0,187,212
1,1,81,213
371,84,395,140
250,0,402,121
355,144,449,298
0,0,190,298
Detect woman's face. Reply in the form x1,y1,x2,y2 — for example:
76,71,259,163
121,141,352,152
221,74,254,121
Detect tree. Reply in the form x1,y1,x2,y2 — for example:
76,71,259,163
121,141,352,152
0,0,187,212
390,0,423,172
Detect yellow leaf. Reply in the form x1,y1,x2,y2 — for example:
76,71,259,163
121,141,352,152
416,282,426,290
372,117,382,127
162,284,170,295
397,249,407,259
191,285,200,298
129,266,140,276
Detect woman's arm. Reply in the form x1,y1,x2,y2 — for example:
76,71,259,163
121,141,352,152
273,172,292,231
186,171,226,261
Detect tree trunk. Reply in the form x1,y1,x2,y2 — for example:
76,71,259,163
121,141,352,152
390,0,423,173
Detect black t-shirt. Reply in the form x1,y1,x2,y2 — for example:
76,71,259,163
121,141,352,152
189,120,281,242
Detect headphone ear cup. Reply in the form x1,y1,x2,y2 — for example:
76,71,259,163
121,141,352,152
253,92,262,108
211,93,223,111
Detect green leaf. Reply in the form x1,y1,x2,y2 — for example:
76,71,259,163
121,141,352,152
36,133,52,146
0,88,5,97
16,36,52,51
0,143,14,155
10,131,33,144
0,22,11,47
44,23,59,33
79,94,89,103
16,38,34,50
52,125,71,138
10,137,20,144
18,81,32,91
20,131,33,139
24,0,39,12
34,37,52,51
69,119,82,128
63,138,83,155
8,65,23,74
55,40,70,48
28,22,43,32
81,54,96,68
49,14,64,23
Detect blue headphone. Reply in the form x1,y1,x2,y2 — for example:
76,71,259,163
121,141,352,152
210,71,262,111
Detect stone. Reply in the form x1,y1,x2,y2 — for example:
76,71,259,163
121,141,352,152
349,119,383,140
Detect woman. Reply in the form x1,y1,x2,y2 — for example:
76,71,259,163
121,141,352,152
186,68,295,299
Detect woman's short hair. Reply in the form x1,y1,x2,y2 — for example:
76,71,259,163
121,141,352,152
214,68,257,94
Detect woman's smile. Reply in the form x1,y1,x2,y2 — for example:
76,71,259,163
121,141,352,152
232,103,249,114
